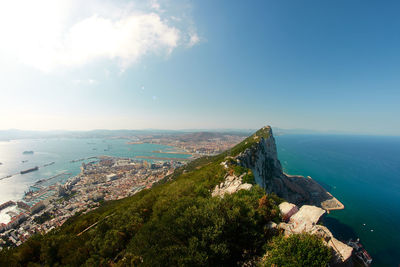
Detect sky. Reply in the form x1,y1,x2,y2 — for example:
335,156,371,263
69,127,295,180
0,0,399,135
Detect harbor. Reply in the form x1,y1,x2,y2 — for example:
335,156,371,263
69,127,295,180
0,138,193,211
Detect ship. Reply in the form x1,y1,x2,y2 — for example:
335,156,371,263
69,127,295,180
43,162,55,167
20,166,39,174
347,238,372,266
23,151,34,155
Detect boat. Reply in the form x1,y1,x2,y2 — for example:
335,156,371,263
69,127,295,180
20,166,39,174
22,160,28,163
23,151,34,155
347,238,372,266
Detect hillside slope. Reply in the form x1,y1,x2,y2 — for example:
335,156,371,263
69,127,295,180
0,126,331,266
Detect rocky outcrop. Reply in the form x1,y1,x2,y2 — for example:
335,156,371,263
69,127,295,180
236,126,282,188
235,126,341,209
277,203,353,266
212,173,253,197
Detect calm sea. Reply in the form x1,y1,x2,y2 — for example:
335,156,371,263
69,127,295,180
0,138,190,206
1,135,399,265
276,134,400,266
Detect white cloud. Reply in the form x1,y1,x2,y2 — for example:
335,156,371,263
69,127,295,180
188,32,200,47
0,0,198,72
60,13,180,71
149,0,162,11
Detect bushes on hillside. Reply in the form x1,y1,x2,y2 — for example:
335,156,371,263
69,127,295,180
261,233,332,267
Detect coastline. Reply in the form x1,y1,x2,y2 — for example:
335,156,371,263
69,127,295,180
283,172,344,212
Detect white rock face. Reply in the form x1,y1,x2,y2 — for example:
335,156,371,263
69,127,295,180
278,203,353,265
235,128,338,207
212,174,253,197
290,205,326,228
236,131,282,190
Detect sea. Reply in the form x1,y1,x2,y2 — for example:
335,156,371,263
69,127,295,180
0,138,190,223
275,134,400,266
1,135,399,265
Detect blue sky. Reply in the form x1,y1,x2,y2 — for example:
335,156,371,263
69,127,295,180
0,0,399,135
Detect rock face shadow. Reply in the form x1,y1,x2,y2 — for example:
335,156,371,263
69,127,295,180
321,216,357,241
234,127,343,210
316,180,333,192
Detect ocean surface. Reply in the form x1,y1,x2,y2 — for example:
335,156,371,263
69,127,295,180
1,135,399,265
275,134,400,266
0,138,190,223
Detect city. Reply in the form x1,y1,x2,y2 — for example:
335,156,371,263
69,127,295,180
0,156,184,249
0,132,245,250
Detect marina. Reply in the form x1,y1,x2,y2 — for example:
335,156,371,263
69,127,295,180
0,138,192,209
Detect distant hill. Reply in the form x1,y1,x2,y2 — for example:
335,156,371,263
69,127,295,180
0,129,250,141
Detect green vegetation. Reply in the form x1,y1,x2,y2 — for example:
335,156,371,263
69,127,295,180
33,212,52,224
229,126,271,156
0,126,332,266
260,233,332,267
224,156,255,184
242,170,255,184
0,150,278,266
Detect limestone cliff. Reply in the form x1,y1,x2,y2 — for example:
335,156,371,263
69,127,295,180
236,126,282,188
234,126,342,209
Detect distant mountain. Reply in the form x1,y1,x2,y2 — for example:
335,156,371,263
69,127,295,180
0,129,251,141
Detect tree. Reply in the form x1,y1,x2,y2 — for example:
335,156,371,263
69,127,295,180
261,233,332,267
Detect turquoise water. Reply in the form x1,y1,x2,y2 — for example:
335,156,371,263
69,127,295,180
0,138,190,204
276,134,400,266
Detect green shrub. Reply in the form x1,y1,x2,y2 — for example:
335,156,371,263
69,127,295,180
261,233,332,267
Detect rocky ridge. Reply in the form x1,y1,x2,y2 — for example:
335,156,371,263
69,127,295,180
234,126,342,209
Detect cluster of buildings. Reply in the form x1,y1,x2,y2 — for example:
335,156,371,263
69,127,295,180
0,157,184,250
133,133,246,156
179,139,240,155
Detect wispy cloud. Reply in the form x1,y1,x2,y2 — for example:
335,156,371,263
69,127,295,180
0,0,199,72
188,32,200,47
